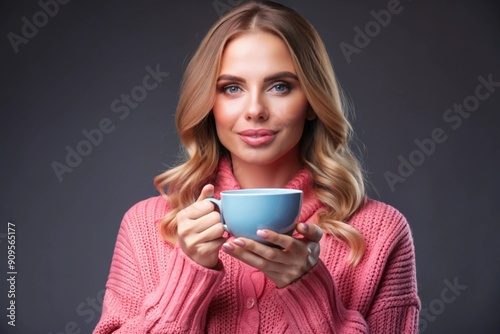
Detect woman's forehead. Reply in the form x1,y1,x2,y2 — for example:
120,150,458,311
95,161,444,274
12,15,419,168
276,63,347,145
219,32,297,77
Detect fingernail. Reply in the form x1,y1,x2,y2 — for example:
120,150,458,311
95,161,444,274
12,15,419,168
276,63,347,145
222,243,234,251
257,230,269,239
233,239,246,247
300,223,309,231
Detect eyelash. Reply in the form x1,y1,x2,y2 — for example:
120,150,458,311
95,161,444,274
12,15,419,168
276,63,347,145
221,82,292,95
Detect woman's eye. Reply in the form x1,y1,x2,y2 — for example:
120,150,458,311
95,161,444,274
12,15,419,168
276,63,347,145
223,86,241,94
271,83,290,93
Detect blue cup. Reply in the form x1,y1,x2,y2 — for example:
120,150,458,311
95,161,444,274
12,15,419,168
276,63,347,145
206,188,302,244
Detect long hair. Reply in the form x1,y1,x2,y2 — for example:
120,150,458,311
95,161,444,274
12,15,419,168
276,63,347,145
154,1,366,265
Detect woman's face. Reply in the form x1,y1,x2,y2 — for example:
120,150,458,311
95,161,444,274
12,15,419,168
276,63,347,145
213,32,310,171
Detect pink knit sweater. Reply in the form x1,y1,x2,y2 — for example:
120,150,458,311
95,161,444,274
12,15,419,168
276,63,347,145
94,160,420,333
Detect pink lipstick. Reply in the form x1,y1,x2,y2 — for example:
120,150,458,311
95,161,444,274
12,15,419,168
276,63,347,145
238,129,277,146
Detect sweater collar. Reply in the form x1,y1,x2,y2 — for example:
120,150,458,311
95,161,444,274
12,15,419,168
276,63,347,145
213,158,323,223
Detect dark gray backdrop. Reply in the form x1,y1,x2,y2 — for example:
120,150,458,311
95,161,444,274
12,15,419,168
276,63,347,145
1,0,499,333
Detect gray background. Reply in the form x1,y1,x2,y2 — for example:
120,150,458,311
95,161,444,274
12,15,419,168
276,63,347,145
1,0,499,333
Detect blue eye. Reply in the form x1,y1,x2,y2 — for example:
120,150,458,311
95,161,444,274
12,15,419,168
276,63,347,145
224,85,241,94
271,83,290,93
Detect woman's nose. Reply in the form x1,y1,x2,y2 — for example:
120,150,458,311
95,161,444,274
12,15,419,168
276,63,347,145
245,90,269,121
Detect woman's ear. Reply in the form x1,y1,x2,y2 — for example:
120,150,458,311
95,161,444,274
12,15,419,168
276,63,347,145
306,106,316,120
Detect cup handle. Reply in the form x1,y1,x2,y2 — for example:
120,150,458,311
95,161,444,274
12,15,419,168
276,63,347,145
205,198,229,233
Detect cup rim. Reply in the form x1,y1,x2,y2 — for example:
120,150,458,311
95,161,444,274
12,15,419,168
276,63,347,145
220,188,302,196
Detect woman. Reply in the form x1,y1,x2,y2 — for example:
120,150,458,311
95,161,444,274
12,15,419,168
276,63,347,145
94,1,420,333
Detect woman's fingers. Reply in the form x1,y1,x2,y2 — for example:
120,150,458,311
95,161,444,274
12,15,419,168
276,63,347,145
222,224,324,287
224,238,284,271
176,184,226,268
296,222,323,242
197,184,215,201
177,184,219,234
188,216,225,244
296,223,322,267
177,203,219,234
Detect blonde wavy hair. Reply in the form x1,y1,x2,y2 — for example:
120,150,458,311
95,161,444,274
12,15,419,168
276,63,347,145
155,1,366,265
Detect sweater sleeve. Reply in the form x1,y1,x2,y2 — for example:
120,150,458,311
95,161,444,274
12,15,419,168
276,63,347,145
364,216,420,333
274,210,420,333
93,201,224,333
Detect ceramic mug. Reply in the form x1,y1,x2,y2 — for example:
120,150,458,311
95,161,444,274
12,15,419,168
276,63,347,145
206,188,302,243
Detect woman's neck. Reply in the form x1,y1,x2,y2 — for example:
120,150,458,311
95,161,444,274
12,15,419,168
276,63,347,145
231,156,302,189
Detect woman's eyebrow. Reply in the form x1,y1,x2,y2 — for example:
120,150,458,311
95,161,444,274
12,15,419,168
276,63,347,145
217,74,245,83
263,71,298,82
216,71,299,83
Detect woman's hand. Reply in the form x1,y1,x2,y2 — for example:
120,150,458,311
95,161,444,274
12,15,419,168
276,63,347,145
222,223,323,288
176,184,226,268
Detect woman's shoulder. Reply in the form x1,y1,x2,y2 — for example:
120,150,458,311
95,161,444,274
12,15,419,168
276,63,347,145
355,198,407,221
349,198,413,243
124,195,170,219
119,196,170,233
113,196,174,275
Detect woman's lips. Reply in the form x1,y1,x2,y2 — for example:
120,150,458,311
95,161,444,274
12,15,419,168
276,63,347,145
238,129,277,146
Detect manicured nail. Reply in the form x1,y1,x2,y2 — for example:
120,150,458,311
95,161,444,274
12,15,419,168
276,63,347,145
222,243,234,251
300,223,308,231
257,230,269,239
233,239,246,247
